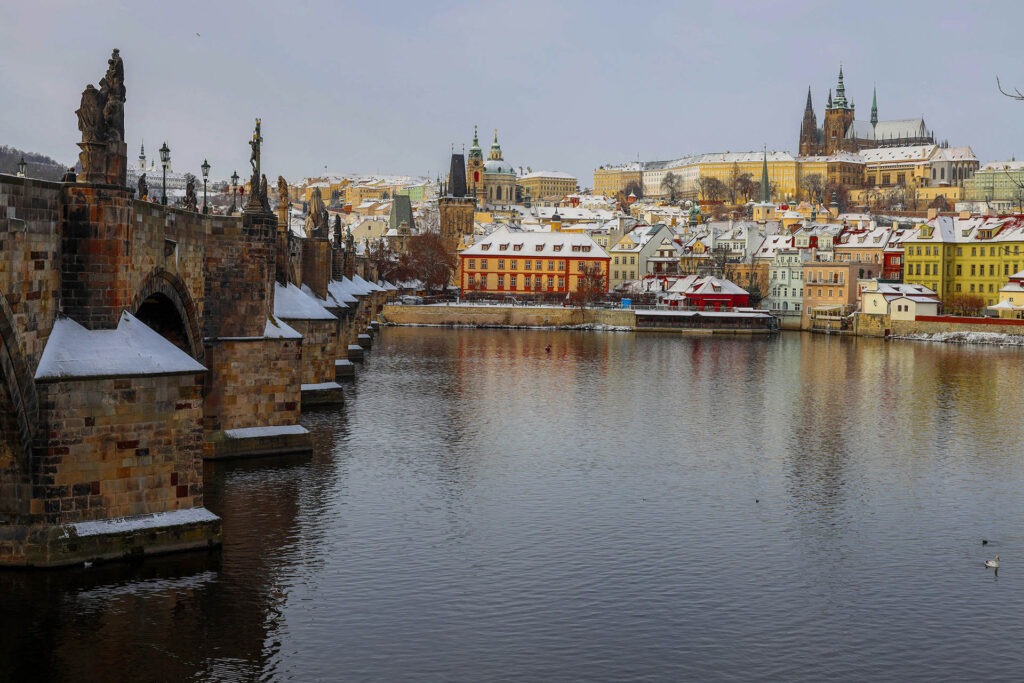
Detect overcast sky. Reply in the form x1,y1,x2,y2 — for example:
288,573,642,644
3,1,1023,185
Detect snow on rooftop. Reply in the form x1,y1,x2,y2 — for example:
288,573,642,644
274,282,337,321
35,312,206,380
264,315,304,339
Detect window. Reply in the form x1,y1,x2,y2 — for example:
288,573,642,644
479,274,488,288
535,260,542,269
534,278,542,291
989,264,995,276
613,270,619,279
558,276,565,290
631,256,636,265
468,259,475,269
466,275,475,289
829,289,834,297
499,244,508,251
547,276,554,289
614,256,620,265
480,259,488,269
553,245,563,252
510,275,517,289
536,245,544,252
498,259,505,269
956,264,962,276
970,284,975,293
971,265,976,276
577,262,585,272
525,260,532,270
548,261,555,271
558,261,565,271
481,244,490,251
524,275,531,288
957,247,962,256
497,275,504,289
513,244,522,251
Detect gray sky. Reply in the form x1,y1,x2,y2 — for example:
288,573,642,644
3,1,1023,186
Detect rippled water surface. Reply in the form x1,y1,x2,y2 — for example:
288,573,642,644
4,329,1024,682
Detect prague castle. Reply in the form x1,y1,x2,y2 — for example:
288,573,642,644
799,66,935,156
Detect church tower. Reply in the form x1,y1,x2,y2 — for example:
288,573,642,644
438,152,476,285
798,87,820,156
822,66,856,154
466,126,485,209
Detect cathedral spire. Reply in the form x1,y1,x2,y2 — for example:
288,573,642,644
870,85,878,127
827,88,833,110
759,147,770,204
833,64,849,109
805,86,813,113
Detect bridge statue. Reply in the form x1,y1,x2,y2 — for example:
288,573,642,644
304,187,329,238
184,174,198,212
137,172,148,200
76,49,128,185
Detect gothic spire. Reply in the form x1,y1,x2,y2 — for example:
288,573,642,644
759,147,770,204
827,88,833,109
805,86,813,113
870,85,878,127
833,64,849,108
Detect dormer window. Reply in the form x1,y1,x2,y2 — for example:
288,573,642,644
481,244,491,251
535,245,544,252
513,244,522,251
499,243,509,251
553,244,563,252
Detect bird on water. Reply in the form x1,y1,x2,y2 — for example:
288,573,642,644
984,555,1000,569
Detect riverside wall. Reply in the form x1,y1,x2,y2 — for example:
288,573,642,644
381,305,635,328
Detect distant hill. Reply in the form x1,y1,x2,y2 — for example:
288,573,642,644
0,145,68,181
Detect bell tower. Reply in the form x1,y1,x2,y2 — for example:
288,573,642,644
467,126,485,209
822,66,856,154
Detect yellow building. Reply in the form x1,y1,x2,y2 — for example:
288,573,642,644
903,213,1024,304
517,171,578,203
459,226,609,296
593,163,642,198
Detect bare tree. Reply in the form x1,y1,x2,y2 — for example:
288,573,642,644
734,173,757,203
569,263,608,308
661,172,681,202
697,176,726,202
800,173,824,203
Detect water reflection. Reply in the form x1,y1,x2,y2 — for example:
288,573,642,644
4,329,1024,682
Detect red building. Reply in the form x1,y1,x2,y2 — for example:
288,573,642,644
664,275,750,310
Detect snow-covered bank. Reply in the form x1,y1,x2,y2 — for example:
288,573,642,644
891,331,1024,346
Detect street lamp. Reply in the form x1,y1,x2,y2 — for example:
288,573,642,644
230,170,239,213
159,142,170,205
16,156,26,177
201,159,210,214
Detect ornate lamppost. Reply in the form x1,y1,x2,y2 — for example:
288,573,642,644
17,156,26,177
159,142,170,205
201,158,210,214
230,170,239,213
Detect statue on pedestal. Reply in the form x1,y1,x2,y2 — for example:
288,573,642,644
137,172,148,200
304,187,328,238
184,174,198,212
76,49,128,185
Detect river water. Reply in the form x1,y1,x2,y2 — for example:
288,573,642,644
4,328,1024,682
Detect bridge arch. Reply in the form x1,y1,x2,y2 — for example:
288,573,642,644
0,292,38,466
131,270,205,365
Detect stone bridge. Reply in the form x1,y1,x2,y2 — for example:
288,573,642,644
0,53,392,567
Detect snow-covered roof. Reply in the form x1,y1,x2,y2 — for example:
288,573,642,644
264,315,303,339
666,274,748,296
518,170,577,181
858,145,935,163
460,225,608,258
328,279,362,303
274,282,337,320
35,312,206,380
